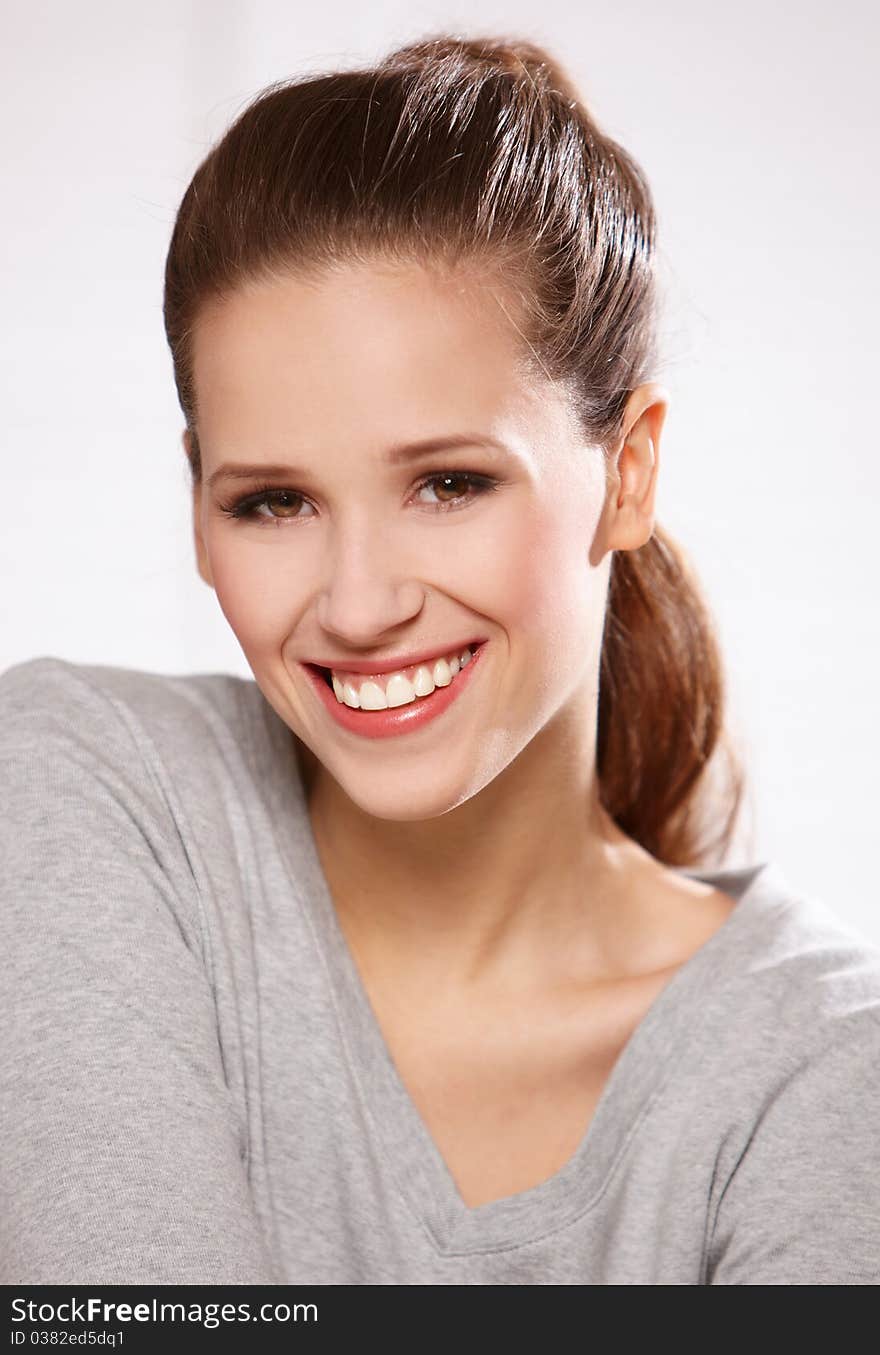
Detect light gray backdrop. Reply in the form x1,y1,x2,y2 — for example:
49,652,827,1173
3,0,878,937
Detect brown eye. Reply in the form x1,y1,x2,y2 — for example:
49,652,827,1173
262,491,303,517
416,472,497,510
220,488,313,525
431,474,472,502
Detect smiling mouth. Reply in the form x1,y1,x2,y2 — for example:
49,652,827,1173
306,641,485,709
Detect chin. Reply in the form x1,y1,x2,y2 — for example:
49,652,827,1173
334,765,480,823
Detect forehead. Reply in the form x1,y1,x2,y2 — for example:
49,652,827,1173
189,259,563,451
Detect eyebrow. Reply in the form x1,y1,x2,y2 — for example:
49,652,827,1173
205,433,512,490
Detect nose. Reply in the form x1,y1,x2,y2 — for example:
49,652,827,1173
315,514,425,646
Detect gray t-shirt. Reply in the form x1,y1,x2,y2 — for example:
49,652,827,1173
2,655,879,1286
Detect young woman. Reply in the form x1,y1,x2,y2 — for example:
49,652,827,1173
2,34,878,1286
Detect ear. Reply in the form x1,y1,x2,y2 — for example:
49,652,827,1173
599,383,668,554
184,429,214,588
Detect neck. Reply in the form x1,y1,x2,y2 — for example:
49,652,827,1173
297,701,658,996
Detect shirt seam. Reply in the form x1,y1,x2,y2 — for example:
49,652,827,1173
59,661,216,981
700,1005,880,1282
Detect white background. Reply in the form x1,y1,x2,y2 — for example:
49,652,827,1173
3,1,878,938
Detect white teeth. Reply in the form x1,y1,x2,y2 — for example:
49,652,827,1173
385,673,415,708
433,658,452,688
358,680,387,711
328,645,477,709
413,665,434,697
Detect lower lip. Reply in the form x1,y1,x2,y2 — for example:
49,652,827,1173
300,643,488,740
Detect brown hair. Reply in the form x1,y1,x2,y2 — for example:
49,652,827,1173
163,32,747,869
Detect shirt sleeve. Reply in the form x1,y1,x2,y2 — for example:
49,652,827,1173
706,1010,880,1284
0,657,279,1284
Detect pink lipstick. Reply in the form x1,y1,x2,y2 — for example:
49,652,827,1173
300,641,488,740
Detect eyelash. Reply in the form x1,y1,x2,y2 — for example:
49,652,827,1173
217,471,500,526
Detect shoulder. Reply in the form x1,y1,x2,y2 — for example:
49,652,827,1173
0,654,277,794
0,655,292,933
0,652,254,744
692,862,880,1282
696,860,880,1139
705,1001,880,1282
694,860,880,1063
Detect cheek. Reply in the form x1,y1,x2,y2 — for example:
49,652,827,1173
455,494,597,650
204,531,301,651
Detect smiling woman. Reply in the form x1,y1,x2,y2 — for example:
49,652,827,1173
1,31,879,1287
185,256,640,815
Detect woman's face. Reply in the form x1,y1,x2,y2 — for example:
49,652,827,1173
189,259,650,820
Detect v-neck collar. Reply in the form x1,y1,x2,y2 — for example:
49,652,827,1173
254,697,792,1255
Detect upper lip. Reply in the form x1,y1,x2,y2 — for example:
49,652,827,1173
304,638,486,675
